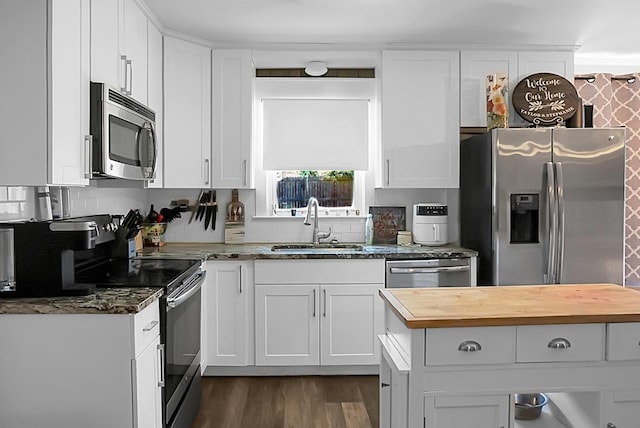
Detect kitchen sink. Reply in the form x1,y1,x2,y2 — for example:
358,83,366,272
270,243,364,252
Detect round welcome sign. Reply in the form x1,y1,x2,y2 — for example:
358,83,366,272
512,73,579,126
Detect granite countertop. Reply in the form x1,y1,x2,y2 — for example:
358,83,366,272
2,243,476,315
0,287,163,315
139,243,478,260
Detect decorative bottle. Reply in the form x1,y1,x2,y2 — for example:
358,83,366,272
365,214,374,245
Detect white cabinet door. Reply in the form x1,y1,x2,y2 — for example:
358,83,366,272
163,37,212,188
121,0,148,104
382,50,460,188
132,336,162,428
460,51,519,127
255,284,320,366
515,51,575,127
603,390,640,428
425,395,509,428
212,49,253,189
146,23,163,188
320,284,383,365
205,261,254,366
90,0,121,90
49,0,90,186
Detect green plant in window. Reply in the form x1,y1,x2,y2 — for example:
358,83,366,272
299,170,319,177
322,170,354,181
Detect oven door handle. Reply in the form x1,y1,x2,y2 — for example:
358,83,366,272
166,270,206,309
389,266,470,274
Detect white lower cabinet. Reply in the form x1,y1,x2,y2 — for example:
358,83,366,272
424,395,509,428
204,261,254,366
0,301,162,428
255,284,320,365
602,390,640,428
254,259,385,367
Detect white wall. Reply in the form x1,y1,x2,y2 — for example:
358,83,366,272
0,184,460,245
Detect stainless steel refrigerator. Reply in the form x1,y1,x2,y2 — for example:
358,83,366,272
460,127,625,286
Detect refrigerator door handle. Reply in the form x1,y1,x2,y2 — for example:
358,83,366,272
555,162,566,283
545,162,558,284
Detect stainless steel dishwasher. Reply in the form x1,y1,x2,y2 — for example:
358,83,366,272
385,258,472,288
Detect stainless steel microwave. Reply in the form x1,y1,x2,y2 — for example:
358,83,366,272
89,82,157,180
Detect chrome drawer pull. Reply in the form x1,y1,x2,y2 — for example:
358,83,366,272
548,337,571,349
143,320,159,332
458,340,482,352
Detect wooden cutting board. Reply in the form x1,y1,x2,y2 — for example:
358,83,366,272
380,284,640,328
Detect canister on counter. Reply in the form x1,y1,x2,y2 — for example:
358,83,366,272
397,230,412,245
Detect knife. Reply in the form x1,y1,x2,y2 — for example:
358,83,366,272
195,190,208,222
211,190,217,230
204,191,212,230
189,190,204,224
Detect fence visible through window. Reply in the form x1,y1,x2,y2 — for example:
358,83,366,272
276,172,354,209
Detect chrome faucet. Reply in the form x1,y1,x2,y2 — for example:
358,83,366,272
303,197,331,244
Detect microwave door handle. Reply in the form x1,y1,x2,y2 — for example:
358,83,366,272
146,123,158,177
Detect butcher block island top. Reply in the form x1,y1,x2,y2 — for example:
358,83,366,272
379,284,640,328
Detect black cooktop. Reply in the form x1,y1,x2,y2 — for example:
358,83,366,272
75,258,201,291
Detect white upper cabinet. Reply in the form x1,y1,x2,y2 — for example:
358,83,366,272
0,0,90,187
381,50,460,188
460,49,574,128
460,51,519,128
212,50,254,189
163,37,212,188
146,23,164,188
90,0,148,103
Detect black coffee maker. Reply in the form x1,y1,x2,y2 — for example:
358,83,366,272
0,215,118,297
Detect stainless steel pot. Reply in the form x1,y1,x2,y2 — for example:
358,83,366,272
514,393,548,420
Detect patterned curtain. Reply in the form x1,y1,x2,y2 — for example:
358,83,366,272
575,73,640,284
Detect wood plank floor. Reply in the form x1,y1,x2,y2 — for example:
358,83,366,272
191,375,379,428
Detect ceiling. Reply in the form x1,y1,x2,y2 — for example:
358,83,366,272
144,0,639,64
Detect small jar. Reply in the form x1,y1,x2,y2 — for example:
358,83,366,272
397,230,412,245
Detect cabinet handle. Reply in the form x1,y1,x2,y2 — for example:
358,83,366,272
239,265,242,294
120,55,128,93
84,135,93,179
381,382,390,388
457,340,482,352
143,320,159,332
547,337,571,349
312,289,316,317
242,159,247,186
127,59,133,95
204,159,210,185
386,159,390,186
157,343,165,387
323,289,327,317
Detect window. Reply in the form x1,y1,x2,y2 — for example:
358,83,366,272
273,170,354,212
255,77,376,217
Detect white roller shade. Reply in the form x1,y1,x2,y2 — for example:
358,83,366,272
262,98,369,170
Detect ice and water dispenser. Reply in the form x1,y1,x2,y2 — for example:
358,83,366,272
510,194,539,244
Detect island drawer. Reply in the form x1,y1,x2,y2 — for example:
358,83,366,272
133,300,160,356
424,326,516,366
516,324,605,363
607,323,640,361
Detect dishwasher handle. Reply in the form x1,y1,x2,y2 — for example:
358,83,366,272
389,266,470,274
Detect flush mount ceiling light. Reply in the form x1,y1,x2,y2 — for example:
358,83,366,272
304,61,328,76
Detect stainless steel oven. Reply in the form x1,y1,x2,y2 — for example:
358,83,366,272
162,267,205,428
386,258,472,288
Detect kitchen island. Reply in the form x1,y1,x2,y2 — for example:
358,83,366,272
378,284,640,428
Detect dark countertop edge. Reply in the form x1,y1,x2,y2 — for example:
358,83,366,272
140,244,479,260
0,287,163,315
